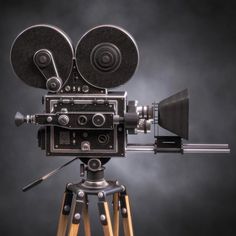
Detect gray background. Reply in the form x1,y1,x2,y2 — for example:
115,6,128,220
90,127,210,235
1,0,236,235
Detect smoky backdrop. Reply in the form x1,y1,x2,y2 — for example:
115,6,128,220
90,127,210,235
0,0,236,235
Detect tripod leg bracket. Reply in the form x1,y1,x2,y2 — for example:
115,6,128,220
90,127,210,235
71,192,86,224
98,201,108,225
120,192,128,218
62,189,73,215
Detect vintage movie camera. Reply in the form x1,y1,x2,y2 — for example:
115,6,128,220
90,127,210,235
11,24,229,160
11,24,231,236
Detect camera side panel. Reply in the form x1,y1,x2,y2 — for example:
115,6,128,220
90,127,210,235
38,92,126,157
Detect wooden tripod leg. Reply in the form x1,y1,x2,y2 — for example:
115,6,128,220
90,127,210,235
98,200,114,236
57,189,73,236
67,192,85,236
68,224,79,236
121,193,134,236
83,199,91,236
113,193,120,236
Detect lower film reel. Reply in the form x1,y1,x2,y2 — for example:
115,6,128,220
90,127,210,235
76,25,139,89
11,25,74,90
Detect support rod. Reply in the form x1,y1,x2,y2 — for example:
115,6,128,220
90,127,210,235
126,144,230,154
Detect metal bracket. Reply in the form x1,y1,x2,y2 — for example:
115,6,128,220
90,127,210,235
120,190,128,218
154,136,182,153
71,192,86,224
62,189,73,215
98,200,108,225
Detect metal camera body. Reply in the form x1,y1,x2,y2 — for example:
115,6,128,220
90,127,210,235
12,24,153,160
12,24,230,163
38,74,130,158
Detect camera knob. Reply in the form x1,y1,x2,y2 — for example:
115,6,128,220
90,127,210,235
92,113,106,127
88,159,102,172
15,112,26,126
34,49,52,68
46,76,62,92
58,114,69,126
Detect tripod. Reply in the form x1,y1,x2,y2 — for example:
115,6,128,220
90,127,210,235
56,159,134,236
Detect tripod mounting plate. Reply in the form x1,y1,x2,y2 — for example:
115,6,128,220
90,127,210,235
67,180,124,196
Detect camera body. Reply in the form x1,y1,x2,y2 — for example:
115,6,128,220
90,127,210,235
11,24,152,158
38,90,127,157
34,60,150,158
13,24,206,159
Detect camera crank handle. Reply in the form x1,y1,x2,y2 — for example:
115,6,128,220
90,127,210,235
22,157,79,192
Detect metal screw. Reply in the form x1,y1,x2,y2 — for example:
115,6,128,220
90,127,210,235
100,214,106,221
74,213,81,220
78,191,84,198
98,192,104,198
122,208,127,214
58,114,69,126
63,205,70,212
65,85,71,92
51,82,57,88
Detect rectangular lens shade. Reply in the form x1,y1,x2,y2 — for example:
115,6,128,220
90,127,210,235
158,89,189,140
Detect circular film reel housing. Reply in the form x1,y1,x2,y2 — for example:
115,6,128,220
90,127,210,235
76,25,139,89
11,25,74,90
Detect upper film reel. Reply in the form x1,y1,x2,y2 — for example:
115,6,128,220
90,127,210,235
11,25,74,91
75,25,139,89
